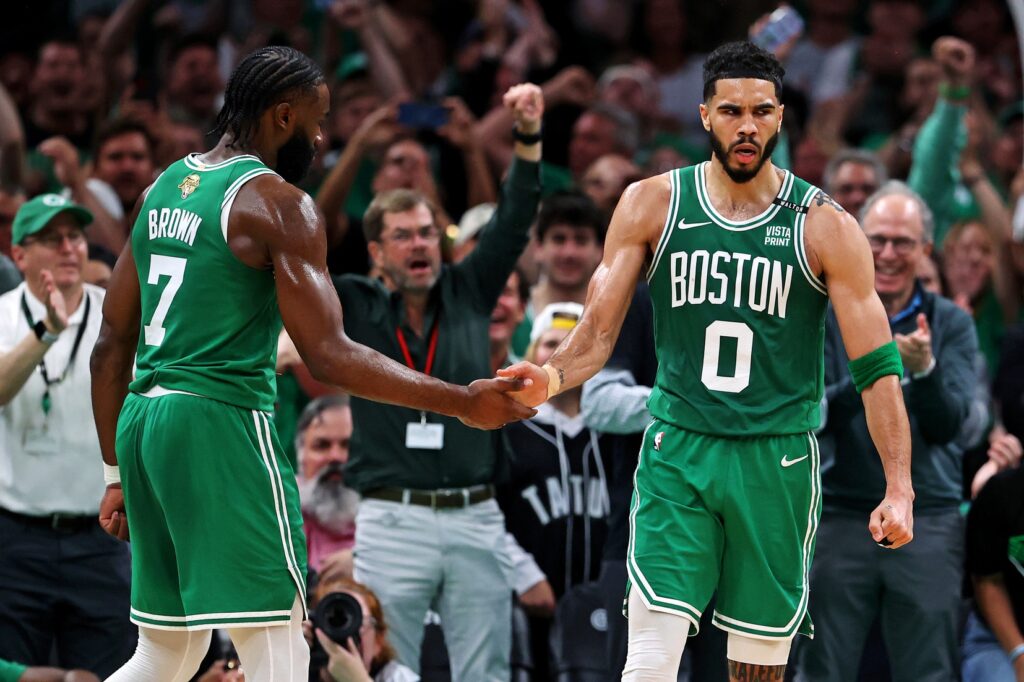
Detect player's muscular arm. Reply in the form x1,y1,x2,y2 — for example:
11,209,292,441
91,192,147,542
500,176,667,406
236,177,534,428
91,195,146,470
807,195,915,548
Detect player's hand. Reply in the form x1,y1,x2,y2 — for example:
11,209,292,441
503,83,544,134
933,36,975,88
99,484,129,541
460,377,537,429
497,361,549,408
39,269,68,335
894,313,932,375
519,578,556,617
868,491,913,549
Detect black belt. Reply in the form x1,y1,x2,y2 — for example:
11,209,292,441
364,485,495,510
0,506,96,533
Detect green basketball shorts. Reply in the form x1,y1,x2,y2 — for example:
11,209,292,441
116,392,308,630
626,418,821,640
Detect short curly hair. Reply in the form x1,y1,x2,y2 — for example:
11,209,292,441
702,41,785,102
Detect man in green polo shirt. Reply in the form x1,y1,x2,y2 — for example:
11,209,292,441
333,83,544,680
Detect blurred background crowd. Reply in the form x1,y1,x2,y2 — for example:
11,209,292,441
0,0,1022,681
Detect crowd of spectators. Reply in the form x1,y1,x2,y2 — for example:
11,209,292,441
0,0,1022,680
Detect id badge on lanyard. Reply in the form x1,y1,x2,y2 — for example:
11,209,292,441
396,319,444,450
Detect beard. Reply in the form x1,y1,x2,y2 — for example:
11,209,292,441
275,130,317,184
708,126,780,184
298,461,360,534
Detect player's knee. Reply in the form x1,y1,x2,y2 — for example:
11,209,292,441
727,632,793,666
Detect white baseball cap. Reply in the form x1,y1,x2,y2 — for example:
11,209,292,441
531,302,584,343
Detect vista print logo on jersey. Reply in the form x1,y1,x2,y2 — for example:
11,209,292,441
178,173,201,200
764,225,791,247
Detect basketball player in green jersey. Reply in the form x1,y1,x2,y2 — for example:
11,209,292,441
501,41,914,681
90,46,535,681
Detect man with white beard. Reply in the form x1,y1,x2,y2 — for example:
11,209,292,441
295,395,361,573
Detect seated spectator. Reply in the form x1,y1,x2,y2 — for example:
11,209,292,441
500,302,610,680
296,396,359,573
963,465,1024,682
312,578,419,682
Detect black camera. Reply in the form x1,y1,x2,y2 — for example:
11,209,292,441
309,592,363,680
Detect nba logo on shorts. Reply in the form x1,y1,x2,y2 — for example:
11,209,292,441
654,432,664,451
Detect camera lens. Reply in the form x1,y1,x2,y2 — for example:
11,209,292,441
313,592,363,648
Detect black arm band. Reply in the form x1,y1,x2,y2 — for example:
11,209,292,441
512,127,542,145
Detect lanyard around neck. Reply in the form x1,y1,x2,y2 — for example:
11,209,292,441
20,291,90,414
395,317,440,376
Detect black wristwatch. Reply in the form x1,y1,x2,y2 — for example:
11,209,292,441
32,320,59,344
512,127,542,145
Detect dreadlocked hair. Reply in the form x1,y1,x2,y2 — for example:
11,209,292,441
212,46,324,147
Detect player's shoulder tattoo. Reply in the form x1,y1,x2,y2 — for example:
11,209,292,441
812,190,845,213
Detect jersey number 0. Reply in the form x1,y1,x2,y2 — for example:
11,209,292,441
701,320,753,393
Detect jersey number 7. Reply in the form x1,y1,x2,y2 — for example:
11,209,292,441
144,255,187,347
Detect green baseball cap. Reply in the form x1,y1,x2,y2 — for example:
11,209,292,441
12,194,93,246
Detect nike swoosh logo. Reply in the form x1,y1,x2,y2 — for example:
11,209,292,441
677,219,712,230
781,454,809,468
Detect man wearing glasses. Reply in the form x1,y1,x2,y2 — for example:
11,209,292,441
0,194,133,676
331,84,544,680
797,181,981,680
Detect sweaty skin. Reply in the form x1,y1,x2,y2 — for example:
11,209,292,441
91,82,534,541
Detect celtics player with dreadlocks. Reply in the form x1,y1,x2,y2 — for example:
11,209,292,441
502,41,914,681
91,46,533,680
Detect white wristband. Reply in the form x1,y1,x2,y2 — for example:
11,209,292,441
103,463,121,486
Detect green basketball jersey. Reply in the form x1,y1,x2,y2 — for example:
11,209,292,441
646,162,828,436
129,154,282,412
